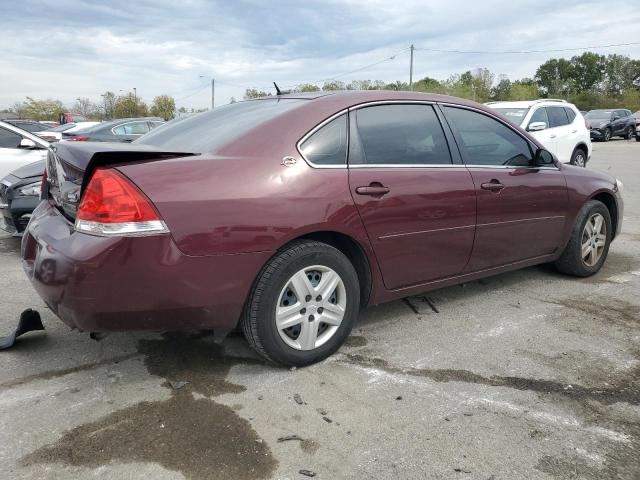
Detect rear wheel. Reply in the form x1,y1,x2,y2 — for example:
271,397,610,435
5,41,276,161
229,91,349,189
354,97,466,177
570,147,587,167
603,128,611,142
554,200,611,277
242,240,360,367
624,126,634,140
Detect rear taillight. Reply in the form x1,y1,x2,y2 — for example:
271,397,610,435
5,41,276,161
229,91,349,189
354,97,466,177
40,169,47,200
69,135,89,141
75,168,168,236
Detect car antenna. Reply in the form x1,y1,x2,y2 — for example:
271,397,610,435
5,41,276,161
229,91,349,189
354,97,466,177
273,82,282,95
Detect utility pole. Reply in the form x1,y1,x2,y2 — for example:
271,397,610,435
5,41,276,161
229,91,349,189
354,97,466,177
409,44,414,91
211,78,216,110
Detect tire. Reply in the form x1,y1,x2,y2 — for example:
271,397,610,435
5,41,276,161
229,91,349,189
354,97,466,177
636,134,640,142
554,200,612,277
624,126,634,140
569,147,587,167
602,128,611,142
242,240,360,367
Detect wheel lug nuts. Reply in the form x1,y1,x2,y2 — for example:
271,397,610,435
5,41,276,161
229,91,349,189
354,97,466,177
316,295,322,301
318,307,324,314
305,295,312,302
300,308,306,314
309,315,315,321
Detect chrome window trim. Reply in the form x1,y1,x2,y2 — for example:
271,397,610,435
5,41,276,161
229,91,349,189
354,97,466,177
349,163,464,169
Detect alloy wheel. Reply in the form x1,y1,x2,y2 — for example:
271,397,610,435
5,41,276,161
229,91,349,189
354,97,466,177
574,151,585,167
581,213,607,267
275,265,346,351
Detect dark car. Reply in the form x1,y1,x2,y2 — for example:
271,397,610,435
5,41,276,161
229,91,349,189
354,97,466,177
585,109,636,141
1,160,44,235
634,110,640,142
22,91,624,367
6,120,49,133
63,117,164,143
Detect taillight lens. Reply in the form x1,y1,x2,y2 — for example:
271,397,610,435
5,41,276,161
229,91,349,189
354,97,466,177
69,135,89,141
75,168,168,236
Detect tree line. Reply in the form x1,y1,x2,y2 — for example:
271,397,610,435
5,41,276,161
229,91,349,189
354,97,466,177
244,52,640,111
4,92,177,121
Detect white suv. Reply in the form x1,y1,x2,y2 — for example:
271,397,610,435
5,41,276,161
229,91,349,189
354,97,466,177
486,99,592,167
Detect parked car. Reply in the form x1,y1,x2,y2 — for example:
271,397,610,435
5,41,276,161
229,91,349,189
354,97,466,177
63,117,164,142
633,110,640,142
6,120,49,133
35,122,101,143
0,160,44,235
23,91,623,367
585,109,636,141
58,112,88,125
0,120,49,179
39,121,60,128
486,99,591,167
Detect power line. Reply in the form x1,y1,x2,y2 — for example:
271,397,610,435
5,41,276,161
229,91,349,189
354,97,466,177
413,41,640,55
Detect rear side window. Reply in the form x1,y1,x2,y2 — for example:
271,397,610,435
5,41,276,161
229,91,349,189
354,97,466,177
299,114,347,165
546,107,570,128
0,127,22,148
350,104,451,165
564,108,577,123
114,122,150,135
443,106,533,167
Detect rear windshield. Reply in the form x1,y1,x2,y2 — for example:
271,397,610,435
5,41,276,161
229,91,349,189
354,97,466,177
493,108,529,125
135,99,307,153
49,124,76,132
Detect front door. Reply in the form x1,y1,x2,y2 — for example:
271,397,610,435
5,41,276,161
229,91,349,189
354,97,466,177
442,105,569,272
347,103,476,290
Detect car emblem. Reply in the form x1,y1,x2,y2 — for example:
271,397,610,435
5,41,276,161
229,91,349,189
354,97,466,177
281,156,297,167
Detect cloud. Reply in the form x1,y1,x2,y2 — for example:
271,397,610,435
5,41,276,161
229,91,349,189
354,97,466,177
1,0,639,110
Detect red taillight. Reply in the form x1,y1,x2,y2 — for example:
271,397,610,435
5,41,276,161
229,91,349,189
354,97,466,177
69,135,89,141
75,168,167,236
40,169,47,199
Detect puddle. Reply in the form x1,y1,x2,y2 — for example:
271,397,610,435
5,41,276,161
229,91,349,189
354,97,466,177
22,332,278,480
542,296,640,328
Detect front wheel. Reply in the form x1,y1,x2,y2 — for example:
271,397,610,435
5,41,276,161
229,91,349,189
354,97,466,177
242,240,360,367
554,200,612,277
570,148,587,167
603,128,611,142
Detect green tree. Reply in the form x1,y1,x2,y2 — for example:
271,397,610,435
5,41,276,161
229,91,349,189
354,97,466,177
535,58,574,96
491,77,512,100
72,97,98,118
570,52,605,92
150,95,176,120
321,80,346,91
113,93,148,118
18,97,65,121
294,83,321,93
100,91,117,119
244,88,271,99
383,80,409,91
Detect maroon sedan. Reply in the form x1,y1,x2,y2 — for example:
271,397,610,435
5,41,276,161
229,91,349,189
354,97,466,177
22,91,624,366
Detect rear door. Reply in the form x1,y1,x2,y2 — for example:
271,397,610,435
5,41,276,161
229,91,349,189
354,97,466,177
442,105,568,271
347,103,476,290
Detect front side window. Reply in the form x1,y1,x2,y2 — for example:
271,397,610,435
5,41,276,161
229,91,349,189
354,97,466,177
546,107,570,128
528,107,549,128
350,104,451,165
443,106,533,167
0,127,22,148
299,114,347,165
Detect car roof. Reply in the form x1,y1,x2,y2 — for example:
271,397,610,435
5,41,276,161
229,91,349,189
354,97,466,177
485,99,572,109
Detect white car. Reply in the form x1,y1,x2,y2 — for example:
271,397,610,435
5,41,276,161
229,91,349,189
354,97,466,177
35,121,101,142
0,120,49,180
486,99,592,167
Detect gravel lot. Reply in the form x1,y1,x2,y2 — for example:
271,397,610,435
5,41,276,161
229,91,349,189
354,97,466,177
1,140,639,480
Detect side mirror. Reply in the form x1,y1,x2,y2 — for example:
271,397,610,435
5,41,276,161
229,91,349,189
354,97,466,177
527,121,547,132
19,138,37,149
534,148,555,166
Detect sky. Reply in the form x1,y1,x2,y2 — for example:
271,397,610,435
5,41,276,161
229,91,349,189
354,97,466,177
1,0,639,111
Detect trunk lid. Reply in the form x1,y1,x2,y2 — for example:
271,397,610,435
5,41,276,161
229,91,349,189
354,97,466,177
46,142,195,220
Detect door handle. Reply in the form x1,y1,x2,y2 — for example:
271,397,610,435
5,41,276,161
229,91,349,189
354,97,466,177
571,129,577,133
480,180,505,192
549,134,556,139
355,183,390,197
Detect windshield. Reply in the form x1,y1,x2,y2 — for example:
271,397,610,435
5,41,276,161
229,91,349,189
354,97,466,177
585,111,612,119
493,108,529,125
135,98,307,153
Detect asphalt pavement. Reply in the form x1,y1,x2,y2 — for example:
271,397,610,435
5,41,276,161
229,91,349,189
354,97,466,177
1,139,639,480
